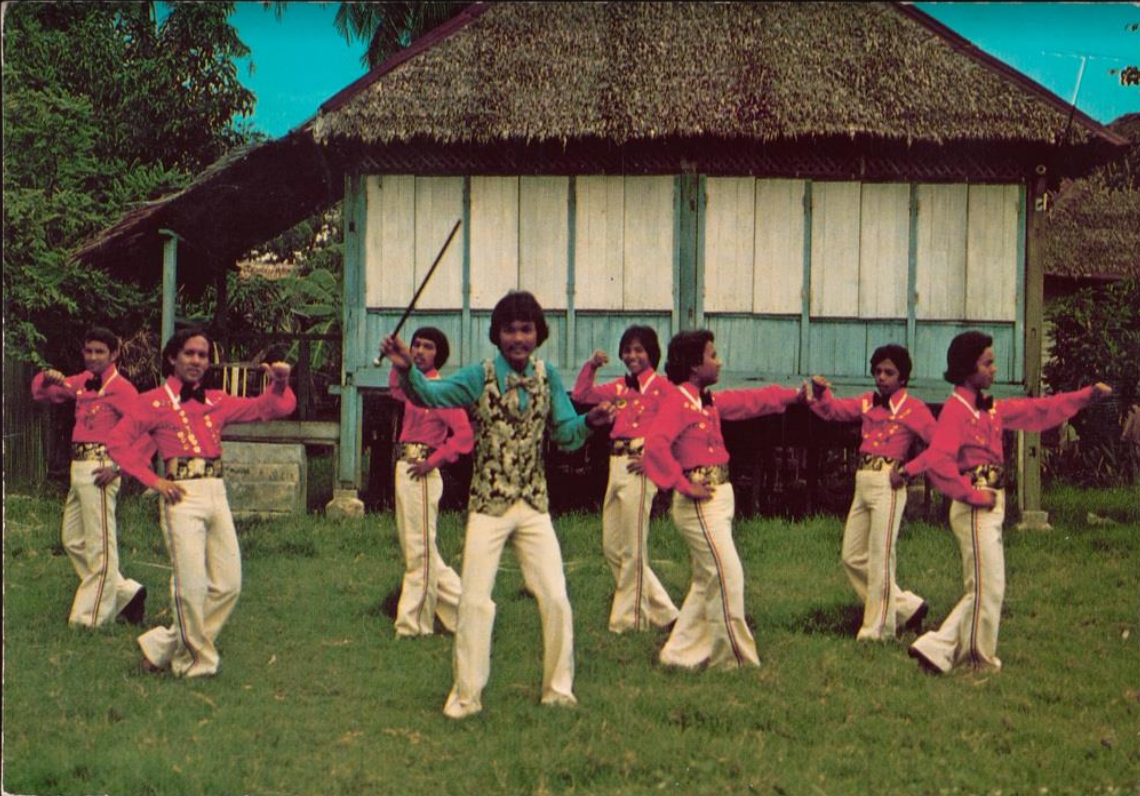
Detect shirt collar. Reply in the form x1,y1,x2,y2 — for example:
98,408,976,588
494,352,534,381
951,385,981,418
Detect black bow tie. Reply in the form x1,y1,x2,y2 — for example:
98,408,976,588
84,376,102,391
976,394,994,411
624,375,640,392
700,390,714,408
872,393,888,408
180,383,207,404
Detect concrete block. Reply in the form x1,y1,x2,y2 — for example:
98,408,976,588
222,441,307,520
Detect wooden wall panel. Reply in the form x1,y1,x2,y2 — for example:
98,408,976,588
364,175,416,308
519,176,570,310
753,179,805,315
623,176,675,310
703,177,755,313
858,183,909,319
574,176,625,310
413,177,464,309
810,182,862,317
966,184,1019,322
469,176,520,309
915,184,968,320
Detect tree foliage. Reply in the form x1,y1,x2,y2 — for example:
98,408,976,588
1044,278,1140,483
3,2,256,370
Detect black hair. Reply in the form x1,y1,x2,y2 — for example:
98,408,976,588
870,343,912,386
619,325,662,370
410,326,450,369
83,327,120,354
664,329,715,384
161,326,213,377
943,331,993,385
488,291,549,347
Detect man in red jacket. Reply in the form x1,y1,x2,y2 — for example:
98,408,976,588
107,327,296,678
32,327,147,628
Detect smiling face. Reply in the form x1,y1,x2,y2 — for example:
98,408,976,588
410,336,438,373
690,341,722,388
621,338,651,378
82,340,117,376
498,320,538,371
170,335,210,386
873,358,902,399
967,347,997,392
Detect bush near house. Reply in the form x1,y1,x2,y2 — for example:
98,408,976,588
1044,278,1140,484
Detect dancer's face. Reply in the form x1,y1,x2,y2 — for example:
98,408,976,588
621,339,651,377
83,340,117,376
170,335,210,385
967,347,997,391
410,337,438,373
498,320,538,371
690,341,721,388
873,359,902,398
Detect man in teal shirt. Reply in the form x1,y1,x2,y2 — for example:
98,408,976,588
382,290,613,719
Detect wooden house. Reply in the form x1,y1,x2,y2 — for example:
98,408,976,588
72,3,1126,522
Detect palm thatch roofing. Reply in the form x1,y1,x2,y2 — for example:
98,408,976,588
74,1,1126,281
314,2,1122,151
1043,114,1140,282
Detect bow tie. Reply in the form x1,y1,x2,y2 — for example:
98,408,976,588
506,373,540,394
700,390,714,408
872,393,893,409
84,376,102,392
180,383,207,404
624,375,640,392
975,394,994,411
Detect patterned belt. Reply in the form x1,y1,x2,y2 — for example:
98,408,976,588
610,438,645,457
165,457,223,481
683,463,730,487
966,464,1006,490
397,442,435,463
858,454,902,472
72,442,108,461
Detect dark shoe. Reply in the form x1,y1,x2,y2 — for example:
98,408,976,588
901,601,929,635
119,586,147,626
139,656,164,675
908,645,943,675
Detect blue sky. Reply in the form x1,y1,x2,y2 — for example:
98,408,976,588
229,2,1140,138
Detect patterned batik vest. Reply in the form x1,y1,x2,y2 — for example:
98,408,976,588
469,358,551,516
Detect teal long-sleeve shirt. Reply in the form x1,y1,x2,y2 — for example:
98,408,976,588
398,353,592,452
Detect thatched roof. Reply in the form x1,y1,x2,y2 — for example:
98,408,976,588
71,132,343,287
74,1,1127,280
314,2,1124,150
1043,114,1140,282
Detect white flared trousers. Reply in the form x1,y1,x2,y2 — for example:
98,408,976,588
661,485,760,669
140,478,241,678
394,463,461,636
444,501,575,718
911,491,1006,672
62,459,143,628
602,455,678,632
842,470,925,640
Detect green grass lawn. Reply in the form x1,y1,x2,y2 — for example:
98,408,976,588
4,484,1138,796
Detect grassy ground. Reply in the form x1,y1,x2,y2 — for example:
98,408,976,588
3,483,1137,796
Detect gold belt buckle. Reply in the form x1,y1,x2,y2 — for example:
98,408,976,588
166,457,223,481
859,454,900,472
684,463,729,487
398,442,433,463
72,442,108,461
611,438,644,457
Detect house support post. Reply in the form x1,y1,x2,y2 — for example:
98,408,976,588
1017,168,1051,531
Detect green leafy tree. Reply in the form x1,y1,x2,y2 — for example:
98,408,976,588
3,2,257,370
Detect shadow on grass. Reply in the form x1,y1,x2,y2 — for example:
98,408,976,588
792,603,864,636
